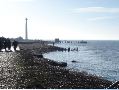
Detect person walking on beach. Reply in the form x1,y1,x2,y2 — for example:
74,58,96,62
12,40,18,51
3,38,7,51
0,38,3,51
6,38,11,51
0,37,6,51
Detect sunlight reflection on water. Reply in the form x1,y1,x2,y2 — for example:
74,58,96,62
44,41,119,82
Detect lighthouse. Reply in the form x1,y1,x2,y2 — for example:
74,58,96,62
25,18,28,40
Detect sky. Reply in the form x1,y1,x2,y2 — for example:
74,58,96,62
0,0,119,40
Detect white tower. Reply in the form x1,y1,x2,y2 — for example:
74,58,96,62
25,18,28,40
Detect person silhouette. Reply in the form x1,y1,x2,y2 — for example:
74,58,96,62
6,38,11,51
0,37,3,51
12,40,18,51
3,38,7,51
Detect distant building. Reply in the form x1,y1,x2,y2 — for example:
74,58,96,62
55,38,60,43
15,36,24,41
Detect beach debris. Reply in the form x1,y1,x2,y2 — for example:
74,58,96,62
59,62,67,67
34,54,43,58
71,47,79,51
49,60,67,67
68,47,70,52
71,60,77,63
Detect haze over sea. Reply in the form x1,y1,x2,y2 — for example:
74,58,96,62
44,40,119,82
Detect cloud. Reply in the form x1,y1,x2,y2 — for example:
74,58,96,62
7,0,34,2
73,7,119,13
88,16,116,21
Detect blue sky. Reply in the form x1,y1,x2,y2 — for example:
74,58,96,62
0,0,119,40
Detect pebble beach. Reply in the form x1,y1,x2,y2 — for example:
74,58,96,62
0,43,113,89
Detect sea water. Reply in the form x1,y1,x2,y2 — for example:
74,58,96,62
44,40,119,82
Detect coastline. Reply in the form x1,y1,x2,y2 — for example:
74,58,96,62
18,43,112,89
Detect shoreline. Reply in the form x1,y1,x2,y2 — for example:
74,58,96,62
18,43,112,89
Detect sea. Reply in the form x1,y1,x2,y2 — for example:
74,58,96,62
44,40,119,82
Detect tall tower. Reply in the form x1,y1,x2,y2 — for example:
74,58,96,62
25,18,28,40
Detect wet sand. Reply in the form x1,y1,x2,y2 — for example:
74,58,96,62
0,43,113,89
